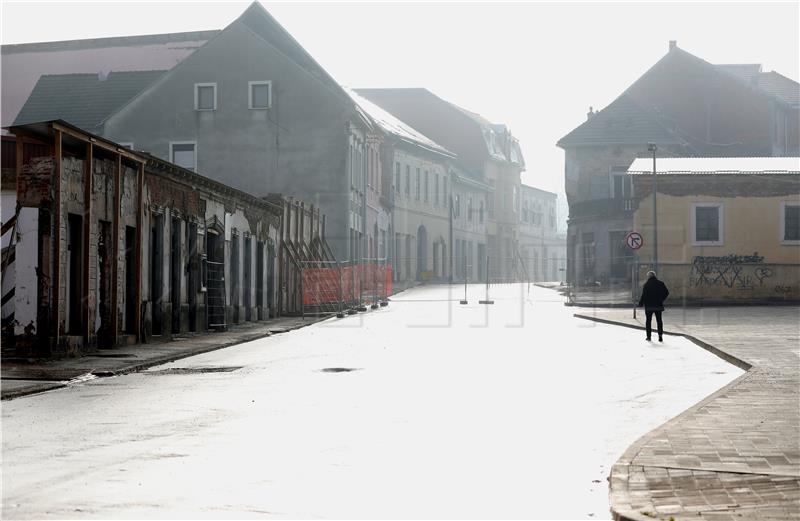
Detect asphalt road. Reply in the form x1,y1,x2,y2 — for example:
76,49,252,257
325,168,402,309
1,285,742,519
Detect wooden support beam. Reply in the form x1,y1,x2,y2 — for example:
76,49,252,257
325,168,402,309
50,121,144,163
134,162,144,341
15,136,23,203
110,154,121,344
52,129,62,341
83,142,92,342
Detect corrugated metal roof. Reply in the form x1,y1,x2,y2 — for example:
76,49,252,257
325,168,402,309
14,70,165,131
627,157,800,175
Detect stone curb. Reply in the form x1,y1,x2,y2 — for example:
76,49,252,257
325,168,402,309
572,313,752,371
573,312,760,521
1,320,320,401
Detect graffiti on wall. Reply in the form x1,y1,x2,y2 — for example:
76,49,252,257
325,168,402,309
689,252,771,290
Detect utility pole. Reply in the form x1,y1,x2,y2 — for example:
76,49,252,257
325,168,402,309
647,143,658,272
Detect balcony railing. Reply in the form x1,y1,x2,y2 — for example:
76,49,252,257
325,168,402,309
569,197,635,220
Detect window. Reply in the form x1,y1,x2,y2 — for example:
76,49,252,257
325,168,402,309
782,202,800,242
405,166,410,196
467,197,473,222
194,83,216,111
582,232,595,270
424,170,429,202
443,178,448,207
170,142,197,171
394,162,401,195
454,195,460,218
434,174,439,206
249,81,272,109
479,201,485,224
692,203,724,245
367,152,372,188
350,144,355,188
416,168,421,200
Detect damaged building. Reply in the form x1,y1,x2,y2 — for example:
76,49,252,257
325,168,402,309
1,120,329,358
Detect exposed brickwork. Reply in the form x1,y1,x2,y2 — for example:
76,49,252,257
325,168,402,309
17,157,54,207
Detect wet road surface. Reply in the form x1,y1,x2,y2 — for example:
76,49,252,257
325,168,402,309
2,285,742,519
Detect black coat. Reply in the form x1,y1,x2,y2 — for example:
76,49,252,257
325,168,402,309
638,277,669,311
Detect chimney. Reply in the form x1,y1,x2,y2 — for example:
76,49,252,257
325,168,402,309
669,40,677,51
587,106,594,120
98,70,110,81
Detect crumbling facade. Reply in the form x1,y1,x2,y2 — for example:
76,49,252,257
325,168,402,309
1,121,334,358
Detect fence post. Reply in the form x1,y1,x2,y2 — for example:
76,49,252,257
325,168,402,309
371,258,379,309
460,252,468,305
336,261,344,318
480,255,494,304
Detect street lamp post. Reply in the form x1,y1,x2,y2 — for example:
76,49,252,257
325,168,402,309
647,143,658,272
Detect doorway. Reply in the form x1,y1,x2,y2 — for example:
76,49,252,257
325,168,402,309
187,223,197,332
171,217,181,334
244,236,252,321
206,231,226,330
124,226,136,334
416,225,427,280
150,214,163,336
67,213,84,335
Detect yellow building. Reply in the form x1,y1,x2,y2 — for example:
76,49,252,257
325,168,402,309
629,157,800,302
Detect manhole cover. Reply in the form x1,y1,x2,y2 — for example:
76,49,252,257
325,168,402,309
319,367,360,373
147,366,242,375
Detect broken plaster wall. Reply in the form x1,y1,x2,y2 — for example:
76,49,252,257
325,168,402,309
141,170,202,339
206,198,275,326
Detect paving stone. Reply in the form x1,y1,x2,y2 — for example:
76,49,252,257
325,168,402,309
575,305,800,520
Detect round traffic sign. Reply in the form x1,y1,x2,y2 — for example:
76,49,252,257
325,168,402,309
626,231,643,250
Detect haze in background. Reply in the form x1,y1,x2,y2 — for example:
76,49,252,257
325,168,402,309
2,1,798,201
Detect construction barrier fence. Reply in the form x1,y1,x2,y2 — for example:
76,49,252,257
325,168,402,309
301,259,393,315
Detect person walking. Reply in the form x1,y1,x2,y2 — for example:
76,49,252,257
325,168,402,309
638,271,669,342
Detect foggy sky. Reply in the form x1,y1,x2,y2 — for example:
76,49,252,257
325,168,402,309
2,1,798,198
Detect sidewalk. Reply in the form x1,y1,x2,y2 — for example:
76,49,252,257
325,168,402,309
574,306,800,520
1,316,321,401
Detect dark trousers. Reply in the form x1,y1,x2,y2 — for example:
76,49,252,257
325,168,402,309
645,310,663,339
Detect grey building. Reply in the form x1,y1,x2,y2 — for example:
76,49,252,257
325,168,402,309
13,2,378,263
355,88,526,280
557,41,799,287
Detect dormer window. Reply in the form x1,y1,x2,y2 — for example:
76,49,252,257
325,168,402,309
195,83,217,111
249,81,272,109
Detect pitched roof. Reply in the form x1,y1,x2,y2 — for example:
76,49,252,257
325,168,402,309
757,71,800,107
1,30,215,129
557,94,681,147
345,88,454,157
14,70,165,131
1,30,219,55
234,2,349,103
558,45,799,149
716,64,800,107
627,156,800,175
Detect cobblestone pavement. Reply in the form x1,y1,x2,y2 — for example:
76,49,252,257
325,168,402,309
1,316,317,400
575,306,800,520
